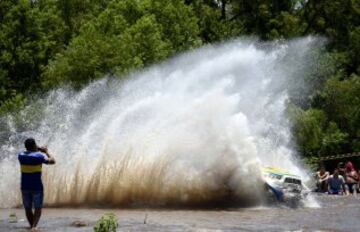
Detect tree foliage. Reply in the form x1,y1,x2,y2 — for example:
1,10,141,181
42,0,200,88
289,106,348,157
0,0,359,158
0,0,65,103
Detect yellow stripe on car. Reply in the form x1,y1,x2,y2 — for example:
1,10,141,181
262,167,299,178
21,165,42,173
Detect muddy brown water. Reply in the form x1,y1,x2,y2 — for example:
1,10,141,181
1,194,359,232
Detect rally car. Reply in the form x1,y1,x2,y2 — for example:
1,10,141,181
262,167,309,206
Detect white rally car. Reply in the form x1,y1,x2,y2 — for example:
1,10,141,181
262,167,309,205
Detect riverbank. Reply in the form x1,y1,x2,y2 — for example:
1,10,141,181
1,194,359,232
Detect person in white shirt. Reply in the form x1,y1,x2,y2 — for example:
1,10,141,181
316,165,329,193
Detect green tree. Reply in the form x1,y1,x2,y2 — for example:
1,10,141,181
229,0,303,39
43,0,200,88
189,0,244,43
320,122,348,155
56,0,111,43
320,75,360,151
289,106,348,157
302,0,360,74
0,0,66,107
0,0,359,159
290,107,327,156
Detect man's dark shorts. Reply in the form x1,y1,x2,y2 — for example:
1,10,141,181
21,190,44,208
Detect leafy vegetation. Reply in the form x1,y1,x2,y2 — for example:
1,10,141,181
0,0,359,160
94,213,118,232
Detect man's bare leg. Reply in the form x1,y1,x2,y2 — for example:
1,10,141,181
24,208,34,228
32,208,42,230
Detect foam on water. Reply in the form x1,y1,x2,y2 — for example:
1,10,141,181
0,38,321,208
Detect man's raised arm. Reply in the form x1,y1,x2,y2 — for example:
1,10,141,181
39,147,56,164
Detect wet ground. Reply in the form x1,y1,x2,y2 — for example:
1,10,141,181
1,194,360,232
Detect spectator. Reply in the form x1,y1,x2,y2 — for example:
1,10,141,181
315,166,329,193
18,138,56,231
345,161,358,195
327,169,346,195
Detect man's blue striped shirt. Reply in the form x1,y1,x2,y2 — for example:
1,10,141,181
18,151,49,191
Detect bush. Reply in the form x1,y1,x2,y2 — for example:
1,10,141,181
94,213,118,232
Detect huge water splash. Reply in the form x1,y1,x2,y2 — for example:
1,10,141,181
0,38,322,208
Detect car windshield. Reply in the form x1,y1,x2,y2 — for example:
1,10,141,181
284,177,301,185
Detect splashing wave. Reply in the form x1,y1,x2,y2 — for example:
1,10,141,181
0,38,322,208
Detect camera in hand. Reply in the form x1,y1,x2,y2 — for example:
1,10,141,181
38,147,47,153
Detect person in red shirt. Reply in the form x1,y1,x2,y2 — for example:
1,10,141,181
345,161,358,195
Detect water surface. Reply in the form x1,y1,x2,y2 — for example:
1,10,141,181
1,195,359,231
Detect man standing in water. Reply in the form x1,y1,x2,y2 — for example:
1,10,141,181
18,138,55,231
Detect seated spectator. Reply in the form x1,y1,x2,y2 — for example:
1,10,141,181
316,166,329,193
345,161,358,195
328,169,346,195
